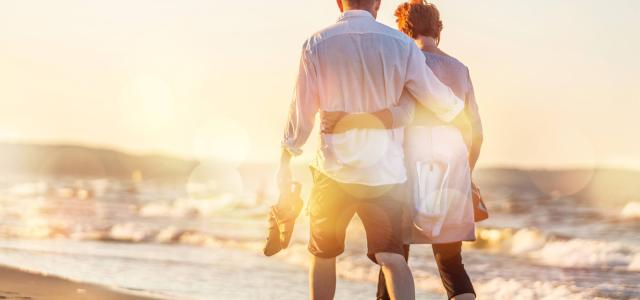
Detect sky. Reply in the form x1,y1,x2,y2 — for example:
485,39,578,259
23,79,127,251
0,0,639,169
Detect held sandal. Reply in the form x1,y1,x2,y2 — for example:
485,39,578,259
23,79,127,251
263,182,303,256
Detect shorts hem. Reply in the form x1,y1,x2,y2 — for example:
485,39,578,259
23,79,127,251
308,245,344,259
366,248,405,264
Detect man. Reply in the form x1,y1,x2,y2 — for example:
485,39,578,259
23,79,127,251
277,0,464,299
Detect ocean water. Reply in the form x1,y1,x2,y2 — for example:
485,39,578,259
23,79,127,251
0,167,638,300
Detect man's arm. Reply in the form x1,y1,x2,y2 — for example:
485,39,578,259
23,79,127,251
277,42,319,188
404,43,464,122
387,90,416,128
276,148,294,189
319,91,415,134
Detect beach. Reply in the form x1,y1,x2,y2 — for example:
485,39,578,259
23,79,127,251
0,239,440,300
0,265,157,300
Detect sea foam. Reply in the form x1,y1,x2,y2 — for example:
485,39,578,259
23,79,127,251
476,278,608,300
474,227,640,271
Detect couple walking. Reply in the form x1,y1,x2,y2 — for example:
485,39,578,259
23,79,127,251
277,1,483,299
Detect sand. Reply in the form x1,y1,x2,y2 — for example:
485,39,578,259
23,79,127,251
0,265,161,300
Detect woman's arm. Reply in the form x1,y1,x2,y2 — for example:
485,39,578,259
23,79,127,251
320,90,416,134
465,70,483,172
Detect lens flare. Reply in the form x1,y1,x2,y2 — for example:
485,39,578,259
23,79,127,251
329,113,392,169
527,117,596,197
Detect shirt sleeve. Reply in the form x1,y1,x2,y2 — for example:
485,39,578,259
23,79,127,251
281,42,319,156
388,89,416,128
403,43,464,122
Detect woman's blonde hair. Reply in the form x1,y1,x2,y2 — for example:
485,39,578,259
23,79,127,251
394,0,443,43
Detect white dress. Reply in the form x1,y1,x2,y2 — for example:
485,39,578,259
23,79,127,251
392,52,482,244
406,125,475,243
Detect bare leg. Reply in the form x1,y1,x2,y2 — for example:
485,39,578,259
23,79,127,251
375,252,415,300
377,245,410,300
452,293,475,300
309,255,336,300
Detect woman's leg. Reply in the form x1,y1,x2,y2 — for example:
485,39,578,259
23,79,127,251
376,244,410,300
432,242,476,300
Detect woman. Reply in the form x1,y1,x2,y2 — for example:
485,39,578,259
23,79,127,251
321,1,483,299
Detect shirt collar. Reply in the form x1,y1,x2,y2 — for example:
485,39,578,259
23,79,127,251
338,10,374,22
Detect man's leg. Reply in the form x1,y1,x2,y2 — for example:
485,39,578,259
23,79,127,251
357,183,415,300
307,169,356,300
309,255,336,300
377,244,410,300
375,252,415,300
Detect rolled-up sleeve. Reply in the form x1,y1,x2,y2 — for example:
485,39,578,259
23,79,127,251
281,42,319,156
404,44,464,122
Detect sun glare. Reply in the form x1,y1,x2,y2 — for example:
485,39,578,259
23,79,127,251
134,76,176,128
192,117,250,166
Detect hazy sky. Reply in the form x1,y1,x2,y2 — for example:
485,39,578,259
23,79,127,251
0,0,639,169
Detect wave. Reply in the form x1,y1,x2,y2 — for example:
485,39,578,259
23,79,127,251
137,195,268,219
3,215,638,274
473,227,640,272
528,238,640,271
245,240,607,300
5,181,49,197
0,219,630,299
475,277,609,300
257,238,612,300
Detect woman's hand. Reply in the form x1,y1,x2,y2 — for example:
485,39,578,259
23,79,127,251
320,111,347,134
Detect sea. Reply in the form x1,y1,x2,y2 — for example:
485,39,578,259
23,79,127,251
0,164,638,300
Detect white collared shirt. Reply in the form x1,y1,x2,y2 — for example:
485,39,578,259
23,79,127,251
282,10,464,186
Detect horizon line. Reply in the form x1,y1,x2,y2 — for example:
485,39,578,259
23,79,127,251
1,140,639,173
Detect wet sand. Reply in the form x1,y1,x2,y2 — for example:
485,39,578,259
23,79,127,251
0,265,160,300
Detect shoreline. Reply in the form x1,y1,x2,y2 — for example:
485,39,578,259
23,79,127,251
0,264,163,300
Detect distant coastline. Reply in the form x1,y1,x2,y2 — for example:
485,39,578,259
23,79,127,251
1,142,639,209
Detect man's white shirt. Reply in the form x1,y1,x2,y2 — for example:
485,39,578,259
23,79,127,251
282,10,464,186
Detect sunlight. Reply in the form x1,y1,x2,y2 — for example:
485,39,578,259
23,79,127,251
133,76,176,128
192,117,250,166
